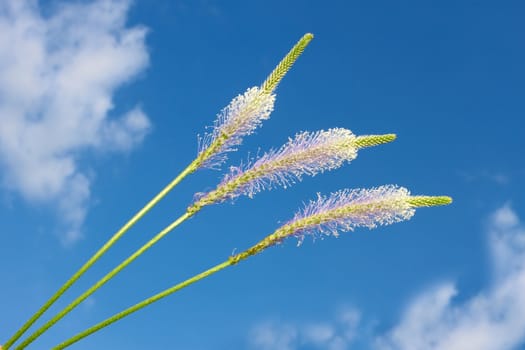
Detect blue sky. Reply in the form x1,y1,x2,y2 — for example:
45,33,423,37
0,0,524,349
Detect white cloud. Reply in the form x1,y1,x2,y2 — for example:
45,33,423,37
375,204,525,350
249,307,361,350
458,170,510,185
0,0,150,244
250,322,298,350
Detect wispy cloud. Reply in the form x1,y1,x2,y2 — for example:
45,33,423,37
458,170,510,185
375,204,525,350
0,0,150,245
250,322,297,350
249,307,361,350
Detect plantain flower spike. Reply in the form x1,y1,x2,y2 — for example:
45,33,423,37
196,33,314,169
230,185,452,263
188,129,396,213
49,187,450,349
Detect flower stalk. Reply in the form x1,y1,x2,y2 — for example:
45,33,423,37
52,187,451,349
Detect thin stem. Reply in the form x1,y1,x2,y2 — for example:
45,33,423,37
3,158,199,350
52,260,233,350
15,211,194,350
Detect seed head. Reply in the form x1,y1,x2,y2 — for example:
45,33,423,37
195,33,314,170
197,87,275,169
188,129,395,213
229,186,452,263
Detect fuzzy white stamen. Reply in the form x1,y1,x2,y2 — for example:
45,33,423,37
197,87,275,169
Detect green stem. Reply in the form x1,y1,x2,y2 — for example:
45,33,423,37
15,211,194,350
52,260,233,350
3,159,199,350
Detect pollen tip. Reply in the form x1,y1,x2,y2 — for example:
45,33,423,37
407,196,453,207
354,133,397,149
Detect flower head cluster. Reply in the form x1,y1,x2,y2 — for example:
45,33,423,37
195,33,314,170
229,186,452,263
197,87,276,169
188,129,395,213
290,185,415,240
